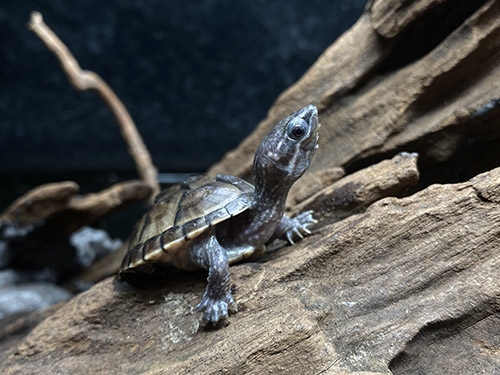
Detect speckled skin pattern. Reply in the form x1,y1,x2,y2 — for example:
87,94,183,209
192,104,319,323
120,105,319,324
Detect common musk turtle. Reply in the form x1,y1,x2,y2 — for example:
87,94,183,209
120,104,320,324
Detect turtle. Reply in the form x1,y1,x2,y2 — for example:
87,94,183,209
119,104,320,324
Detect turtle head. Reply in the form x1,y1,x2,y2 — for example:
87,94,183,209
254,104,319,187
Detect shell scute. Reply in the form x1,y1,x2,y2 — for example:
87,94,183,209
225,194,253,215
182,217,209,239
159,226,185,249
128,244,144,267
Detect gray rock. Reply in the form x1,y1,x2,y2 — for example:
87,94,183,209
0,270,23,288
70,227,122,267
0,269,58,289
0,283,71,320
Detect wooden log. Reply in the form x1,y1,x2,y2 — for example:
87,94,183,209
292,152,419,223
0,180,152,237
3,166,499,375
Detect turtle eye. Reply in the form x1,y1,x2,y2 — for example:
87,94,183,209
287,120,308,140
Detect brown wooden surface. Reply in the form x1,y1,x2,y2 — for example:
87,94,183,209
3,167,499,374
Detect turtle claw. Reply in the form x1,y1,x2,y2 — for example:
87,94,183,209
285,210,317,245
293,228,304,239
197,292,236,325
301,226,312,235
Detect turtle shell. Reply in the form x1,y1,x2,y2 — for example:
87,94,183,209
119,174,254,274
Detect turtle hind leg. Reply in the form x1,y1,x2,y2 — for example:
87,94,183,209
190,235,236,324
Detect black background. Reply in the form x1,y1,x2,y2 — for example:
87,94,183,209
0,0,366,211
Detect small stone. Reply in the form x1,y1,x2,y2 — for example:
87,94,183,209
69,227,122,267
0,283,72,319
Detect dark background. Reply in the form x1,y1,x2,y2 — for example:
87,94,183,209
0,0,367,213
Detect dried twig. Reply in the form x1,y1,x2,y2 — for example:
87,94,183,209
27,11,160,202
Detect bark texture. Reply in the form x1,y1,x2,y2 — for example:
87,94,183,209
291,152,419,223
2,167,499,374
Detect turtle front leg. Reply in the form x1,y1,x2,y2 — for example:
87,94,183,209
273,211,317,245
190,235,236,324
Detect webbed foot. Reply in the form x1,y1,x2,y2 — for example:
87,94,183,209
197,291,237,325
285,210,317,245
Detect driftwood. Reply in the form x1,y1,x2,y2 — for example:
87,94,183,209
2,1,500,374
2,166,499,374
0,180,151,236
287,166,345,207
291,152,419,223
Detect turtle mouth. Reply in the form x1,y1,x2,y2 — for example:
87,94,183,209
303,113,320,151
